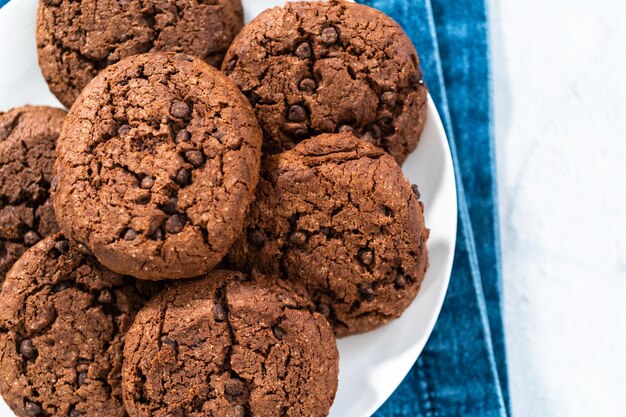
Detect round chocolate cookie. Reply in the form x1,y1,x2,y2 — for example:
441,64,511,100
0,106,65,286
37,0,244,108
0,233,155,417
122,270,338,417
53,52,262,280
228,133,429,336
223,0,428,165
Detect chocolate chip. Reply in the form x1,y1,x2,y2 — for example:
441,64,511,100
337,124,354,134
245,91,260,107
319,227,333,238
52,281,71,293
53,240,69,254
225,59,237,74
233,272,249,282
410,74,425,85
248,230,265,249
163,337,177,350
70,410,84,417
123,228,137,241
135,192,151,205
357,283,375,301
50,240,70,258
295,42,312,59
299,78,317,93
213,303,227,322
175,129,191,144
366,123,382,139
272,326,285,340
150,228,164,241
77,372,87,387
394,272,407,289
289,231,307,247
140,176,155,189
381,91,398,106
160,197,178,215
165,215,185,234
361,131,375,144
316,302,331,317
357,248,374,266
24,401,42,416
321,27,339,45
170,101,191,119
23,231,41,246
178,53,193,62
98,289,114,304
411,184,421,199
20,339,38,360
294,128,309,137
185,150,205,168
119,33,131,42
288,105,307,122
225,378,245,396
175,168,191,186
117,124,131,136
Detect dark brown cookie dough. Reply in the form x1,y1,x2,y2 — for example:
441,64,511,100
228,133,429,336
0,106,65,286
223,0,428,165
53,52,262,280
122,270,339,417
37,0,244,108
0,233,155,417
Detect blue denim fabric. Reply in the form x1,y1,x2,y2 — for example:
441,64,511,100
0,0,8,9
355,0,509,416
429,1,509,410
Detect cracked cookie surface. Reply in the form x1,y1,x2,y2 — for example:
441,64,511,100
53,52,262,280
0,106,65,286
0,233,157,417
122,270,338,417
228,133,429,336
37,0,244,108
222,0,428,165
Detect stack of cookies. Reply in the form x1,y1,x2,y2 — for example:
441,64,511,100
0,1,430,416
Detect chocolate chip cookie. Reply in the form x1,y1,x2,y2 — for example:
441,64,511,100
0,106,65,286
53,52,262,280
37,0,244,108
228,133,429,336
0,233,154,417
122,270,338,417
223,0,428,165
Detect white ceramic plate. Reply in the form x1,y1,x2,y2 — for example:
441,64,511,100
0,1,457,416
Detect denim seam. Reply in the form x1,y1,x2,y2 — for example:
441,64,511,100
416,356,438,417
482,0,505,323
483,0,510,412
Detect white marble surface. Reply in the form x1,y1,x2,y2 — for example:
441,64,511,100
489,0,626,416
